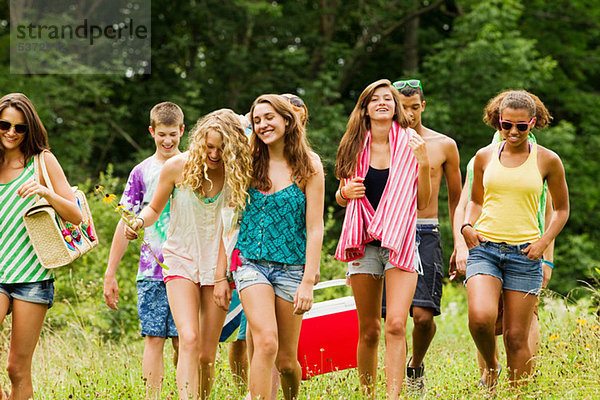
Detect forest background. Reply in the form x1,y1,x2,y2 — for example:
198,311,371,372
0,0,599,339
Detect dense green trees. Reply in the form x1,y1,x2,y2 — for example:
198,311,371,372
1,0,598,295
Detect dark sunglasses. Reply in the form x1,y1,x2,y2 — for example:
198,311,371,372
0,120,28,134
499,117,535,132
284,95,305,108
393,79,422,90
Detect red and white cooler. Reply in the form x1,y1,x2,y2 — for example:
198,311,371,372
297,279,359,379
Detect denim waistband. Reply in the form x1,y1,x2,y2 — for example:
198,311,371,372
481,241,531,253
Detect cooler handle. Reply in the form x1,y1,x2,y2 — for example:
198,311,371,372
313,279,347,291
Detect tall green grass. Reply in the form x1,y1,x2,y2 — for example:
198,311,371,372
1,282,598,399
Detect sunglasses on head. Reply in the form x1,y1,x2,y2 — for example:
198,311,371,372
499,117,535,132
285,95,305,108
393,79,422,90
0,120,28,134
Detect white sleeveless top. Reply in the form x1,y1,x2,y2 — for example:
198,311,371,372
162,185,233,284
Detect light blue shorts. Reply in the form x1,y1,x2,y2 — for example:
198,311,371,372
233,255,304,303
466,241,543,295
347,244,396,277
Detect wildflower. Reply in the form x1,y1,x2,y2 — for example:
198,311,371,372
549,334,559,342
103,193,117,204
592,325,599,331
94,184,104,193
577,318,587,326
114,204,125,212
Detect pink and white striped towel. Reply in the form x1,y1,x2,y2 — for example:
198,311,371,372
335,121,419,272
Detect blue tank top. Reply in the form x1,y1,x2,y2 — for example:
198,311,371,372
236,184,306,265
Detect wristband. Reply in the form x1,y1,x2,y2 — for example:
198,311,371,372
541,259,554,269
460,223,472,235
339,187,349,201
214,276,228,283
136,216,145,228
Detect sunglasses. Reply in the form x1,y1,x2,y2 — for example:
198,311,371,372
0,120,28,134
393,79,422,90
499,117,535,132
285,96,305,108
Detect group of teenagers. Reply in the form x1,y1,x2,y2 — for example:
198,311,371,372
0,78,569,400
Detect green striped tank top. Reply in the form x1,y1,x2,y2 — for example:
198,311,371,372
0,158,53,283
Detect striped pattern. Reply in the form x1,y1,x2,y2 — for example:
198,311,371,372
335,122,419,272
0,158,52,283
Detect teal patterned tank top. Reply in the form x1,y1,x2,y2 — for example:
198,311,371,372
236,184,306,265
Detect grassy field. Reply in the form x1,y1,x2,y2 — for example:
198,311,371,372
0,283,598,399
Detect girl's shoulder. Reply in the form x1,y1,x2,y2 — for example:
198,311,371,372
308,151,324,171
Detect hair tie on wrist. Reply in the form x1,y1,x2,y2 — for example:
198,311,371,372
460,223,472,235
339,187,349,201
541,259,554,269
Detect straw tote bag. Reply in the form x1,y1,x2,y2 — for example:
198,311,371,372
22,151,98,269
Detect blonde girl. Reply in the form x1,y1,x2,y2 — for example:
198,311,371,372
126,109,252,400
0,93,82,399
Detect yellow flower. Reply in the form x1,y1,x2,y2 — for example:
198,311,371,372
549,334,559,342
592,325,599,331
577,318,587,326
114,205,125,212
102,193,117,204
94,185,104,193
573,329,580,334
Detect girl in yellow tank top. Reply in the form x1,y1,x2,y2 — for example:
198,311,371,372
460,91,569,390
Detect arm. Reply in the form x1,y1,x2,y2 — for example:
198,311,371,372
444,140,463,231
294,155,325,314
125,157,181,238
462,150,488,248
450,183,470,280
542,191,555,288
213,236,232,311
103,219,129,309
335,177,365,207
17,152,83,224
522,151,569,260
409,134,431,210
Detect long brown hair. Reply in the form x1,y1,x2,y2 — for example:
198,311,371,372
483,90,552,130
0,93,49,167
335,79,411,179
249,94,316,191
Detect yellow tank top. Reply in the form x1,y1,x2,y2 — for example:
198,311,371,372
476,142,543,245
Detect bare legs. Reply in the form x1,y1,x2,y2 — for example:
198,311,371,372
166,279,226,400
350,269,417,400
240,284,303,400
468,275,538,387
409,306,436,367
0,297,48,400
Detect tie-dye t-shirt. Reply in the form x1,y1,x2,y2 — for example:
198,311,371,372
120,156,170,281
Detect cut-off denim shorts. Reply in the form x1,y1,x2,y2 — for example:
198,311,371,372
347,244,396,277
466,241,543,295
233,255,304,303
0,279,54,312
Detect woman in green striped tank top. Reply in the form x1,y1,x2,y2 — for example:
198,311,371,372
461,91,570,389
0,93,82,399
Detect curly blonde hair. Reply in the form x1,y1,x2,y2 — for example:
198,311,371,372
181,109,252,209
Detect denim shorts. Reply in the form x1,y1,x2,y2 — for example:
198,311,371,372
0,279,54,311
347,244,396,277
137,280,178,338
466,241,543,295
233,255,304,303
